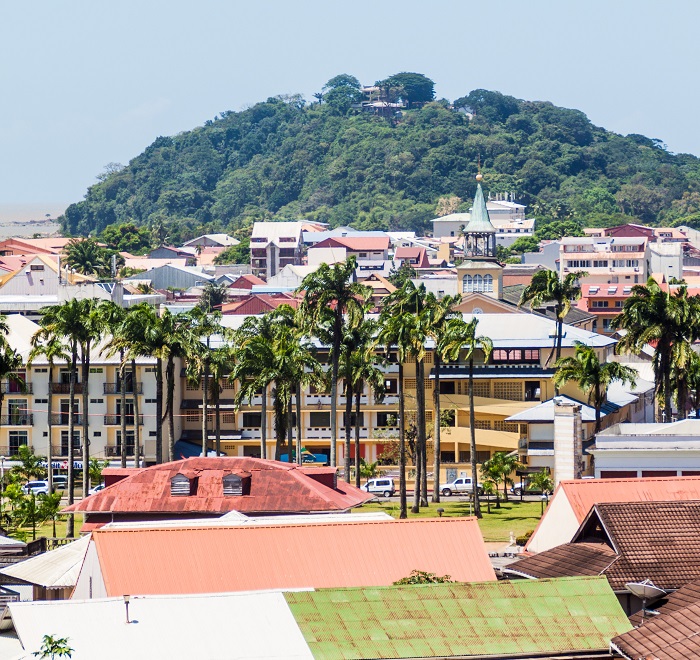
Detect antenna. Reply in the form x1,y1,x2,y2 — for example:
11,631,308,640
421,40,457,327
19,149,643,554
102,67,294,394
625,580,666,623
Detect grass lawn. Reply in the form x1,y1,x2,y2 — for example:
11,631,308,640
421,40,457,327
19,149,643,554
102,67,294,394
13,515,84,542
353,498,543,543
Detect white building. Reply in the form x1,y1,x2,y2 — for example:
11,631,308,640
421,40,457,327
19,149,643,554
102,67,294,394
250,221,324,281
590,419,700,479
559,236,649,285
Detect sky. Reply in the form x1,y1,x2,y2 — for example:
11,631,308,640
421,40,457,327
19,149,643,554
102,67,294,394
1,0,699,215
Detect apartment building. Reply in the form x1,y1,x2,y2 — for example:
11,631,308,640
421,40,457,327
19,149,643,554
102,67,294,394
250,222,324,280
559,236,649,285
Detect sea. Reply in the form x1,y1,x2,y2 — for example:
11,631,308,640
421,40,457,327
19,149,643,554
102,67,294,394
0,203,66,237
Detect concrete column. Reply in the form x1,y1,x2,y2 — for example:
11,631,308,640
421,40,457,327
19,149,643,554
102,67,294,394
553,399,583,486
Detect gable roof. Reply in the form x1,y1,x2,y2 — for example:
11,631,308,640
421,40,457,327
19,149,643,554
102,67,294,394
62,457,371,518
503,542,618,581
228,273,266,289
182,233,240,247
88,518,495,596
312,236,390,251
502,284,595,326
220,293,301,315
286,576,631,660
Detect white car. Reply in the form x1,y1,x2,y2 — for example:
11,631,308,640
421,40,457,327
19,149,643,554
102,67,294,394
88,483,106,496
361,478,395,498
22,481,49,496
441,477,483,497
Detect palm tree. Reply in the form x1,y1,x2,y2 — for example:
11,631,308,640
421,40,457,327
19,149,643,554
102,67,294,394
378,312,420,520
298,256,370,467
519,269,587,364
63,238,116,278
554,342,638,432
482,451,522,503
28,336,69,494
198,281,229,312
429,293,461,503
208,343,234,456
529,470,555,516
680,351,700,419
612,277,699,418
441,316,492,519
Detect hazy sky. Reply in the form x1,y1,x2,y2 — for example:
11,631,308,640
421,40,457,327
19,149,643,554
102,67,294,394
1,0,698,211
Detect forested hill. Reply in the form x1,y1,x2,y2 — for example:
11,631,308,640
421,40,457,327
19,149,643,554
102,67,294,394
61,81,700,243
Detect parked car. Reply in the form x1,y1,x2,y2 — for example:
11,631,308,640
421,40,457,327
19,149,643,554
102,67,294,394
361,478,395,498
52,475,68,489
510,481,553,496
88,483,105,496
22,481,49,496
441,477,483,497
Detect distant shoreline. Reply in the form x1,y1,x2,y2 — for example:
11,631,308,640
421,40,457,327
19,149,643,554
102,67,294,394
0,203,69,223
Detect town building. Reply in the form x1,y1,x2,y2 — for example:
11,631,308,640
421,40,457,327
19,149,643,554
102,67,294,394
250,221,324,280
559,236,649,285
182,233,240,248
307,236,390,266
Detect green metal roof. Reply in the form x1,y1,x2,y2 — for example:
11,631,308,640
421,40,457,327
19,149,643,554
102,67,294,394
285,576,632,659
465,184,496,233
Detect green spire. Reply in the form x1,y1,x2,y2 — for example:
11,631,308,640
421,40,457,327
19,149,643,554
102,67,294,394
465,184,496,233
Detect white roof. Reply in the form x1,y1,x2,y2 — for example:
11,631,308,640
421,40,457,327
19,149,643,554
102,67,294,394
0,535,90,588
251,221,305,246
182,234,239,247
560,236,646,246
1,591,313,659
0,537,25,549
432,212,471,224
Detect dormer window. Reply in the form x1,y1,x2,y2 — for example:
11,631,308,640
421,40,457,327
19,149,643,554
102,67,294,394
223,473,250,496
171,473,193,496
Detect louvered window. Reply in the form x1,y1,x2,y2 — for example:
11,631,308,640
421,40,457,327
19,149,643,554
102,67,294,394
223,474,243,496
170,474,191,496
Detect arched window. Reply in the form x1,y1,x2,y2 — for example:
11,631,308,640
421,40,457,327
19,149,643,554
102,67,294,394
474,275,483,292
484,274,493,292
462,275,473,293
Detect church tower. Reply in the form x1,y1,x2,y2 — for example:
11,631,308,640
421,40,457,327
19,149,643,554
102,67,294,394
457,173,503,299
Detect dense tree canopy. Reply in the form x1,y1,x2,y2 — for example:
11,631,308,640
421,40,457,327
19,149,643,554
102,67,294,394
60,79,700,239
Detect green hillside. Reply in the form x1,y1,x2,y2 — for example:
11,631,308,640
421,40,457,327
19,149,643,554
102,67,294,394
60,78,700,244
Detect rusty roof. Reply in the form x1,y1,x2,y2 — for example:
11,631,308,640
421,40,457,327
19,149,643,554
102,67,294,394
90,518,495,596
286,576,631,659
63,457,372,518
503,542,618,581
611,601,700,659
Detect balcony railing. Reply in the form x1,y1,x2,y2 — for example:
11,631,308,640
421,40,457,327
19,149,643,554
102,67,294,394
0,382,32,394
104,415,144,426
50,445,82,458
0,445,33,457
103,382,143,394
105,446,135,457
0,415,33,426
49,414,84,425
50,383,83,394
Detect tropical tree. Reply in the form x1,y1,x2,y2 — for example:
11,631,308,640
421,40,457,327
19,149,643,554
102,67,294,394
33,634,73,659
481,452,522,502
198,281,229,312
529,470,555,516
298,256,370,467
28,336,69,494
441,316,493,518
63,237,119,278
39,491,63,538
519,269,587,364
681,351,700,419
429,292,461,503
612,278,700,417
554,342,638,432
10,445,45,482
88,458,109,488
208,343,234,456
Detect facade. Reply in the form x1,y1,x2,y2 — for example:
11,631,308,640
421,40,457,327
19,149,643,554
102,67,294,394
250,221,323,280
559,236,649,285
182,233,239,248
307,236,390,267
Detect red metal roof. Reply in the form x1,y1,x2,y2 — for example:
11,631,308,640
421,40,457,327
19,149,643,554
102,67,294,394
64,457,372,518
91,518,495,596
220,293,301,315
228,274,265,289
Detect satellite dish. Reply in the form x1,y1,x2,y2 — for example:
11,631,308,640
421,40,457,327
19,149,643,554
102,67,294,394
625,580,666,601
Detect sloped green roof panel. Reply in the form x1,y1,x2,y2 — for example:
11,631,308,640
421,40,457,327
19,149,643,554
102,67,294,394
465,183,496,233
285,576,632,659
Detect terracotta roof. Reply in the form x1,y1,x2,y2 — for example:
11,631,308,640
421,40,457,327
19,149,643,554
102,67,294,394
89,518,495,596
228,274,265,289
312,236,390,251
560,476,700,523
63,457,372,519
629,579,700,626
503,542,618,580
611,601,700,659
220,293,301,315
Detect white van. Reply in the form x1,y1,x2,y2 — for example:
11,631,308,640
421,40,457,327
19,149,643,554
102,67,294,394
361,478,395,497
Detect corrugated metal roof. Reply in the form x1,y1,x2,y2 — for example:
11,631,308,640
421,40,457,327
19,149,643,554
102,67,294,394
5,591,313,659
90,518,495,596
0,535,90,588
285,576,632,659
63,457,372,518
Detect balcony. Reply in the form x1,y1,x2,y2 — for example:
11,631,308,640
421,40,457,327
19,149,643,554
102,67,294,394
0,415,33,426
50,445,82,458
104,415,144,426
105,446,135,457
0,382,32,394
50,383,83,394
0,445,33,457
103,382,143,394
49,414,84,425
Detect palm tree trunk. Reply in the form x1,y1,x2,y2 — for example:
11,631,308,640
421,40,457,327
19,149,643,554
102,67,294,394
47,362,54,495
167,356,176,462
132,359,140,467
273,387,285,460
202,359,209,458
66,342,78,538
81,342,90,498
432,352,441,503
556,317,564,363
413,359,427,512
215,386,221,457
664,351,673,420
398,362,407,519
120,353,127,469
469,355,482,519
155,357,163,464
419,360,428,507
295,382,302,466
260,387,267,459
594,385,602,433
354,382,361,489
330,313,342,467
344,359,353,483
287,394,293,463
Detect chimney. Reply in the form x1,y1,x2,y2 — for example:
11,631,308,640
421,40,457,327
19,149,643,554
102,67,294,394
553,399,583,486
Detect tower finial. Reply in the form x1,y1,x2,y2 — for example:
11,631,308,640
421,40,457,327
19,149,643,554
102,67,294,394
476,155,483,182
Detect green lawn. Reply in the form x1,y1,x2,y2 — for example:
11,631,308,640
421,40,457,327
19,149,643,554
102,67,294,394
353,498,543,543
13,515,84,542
